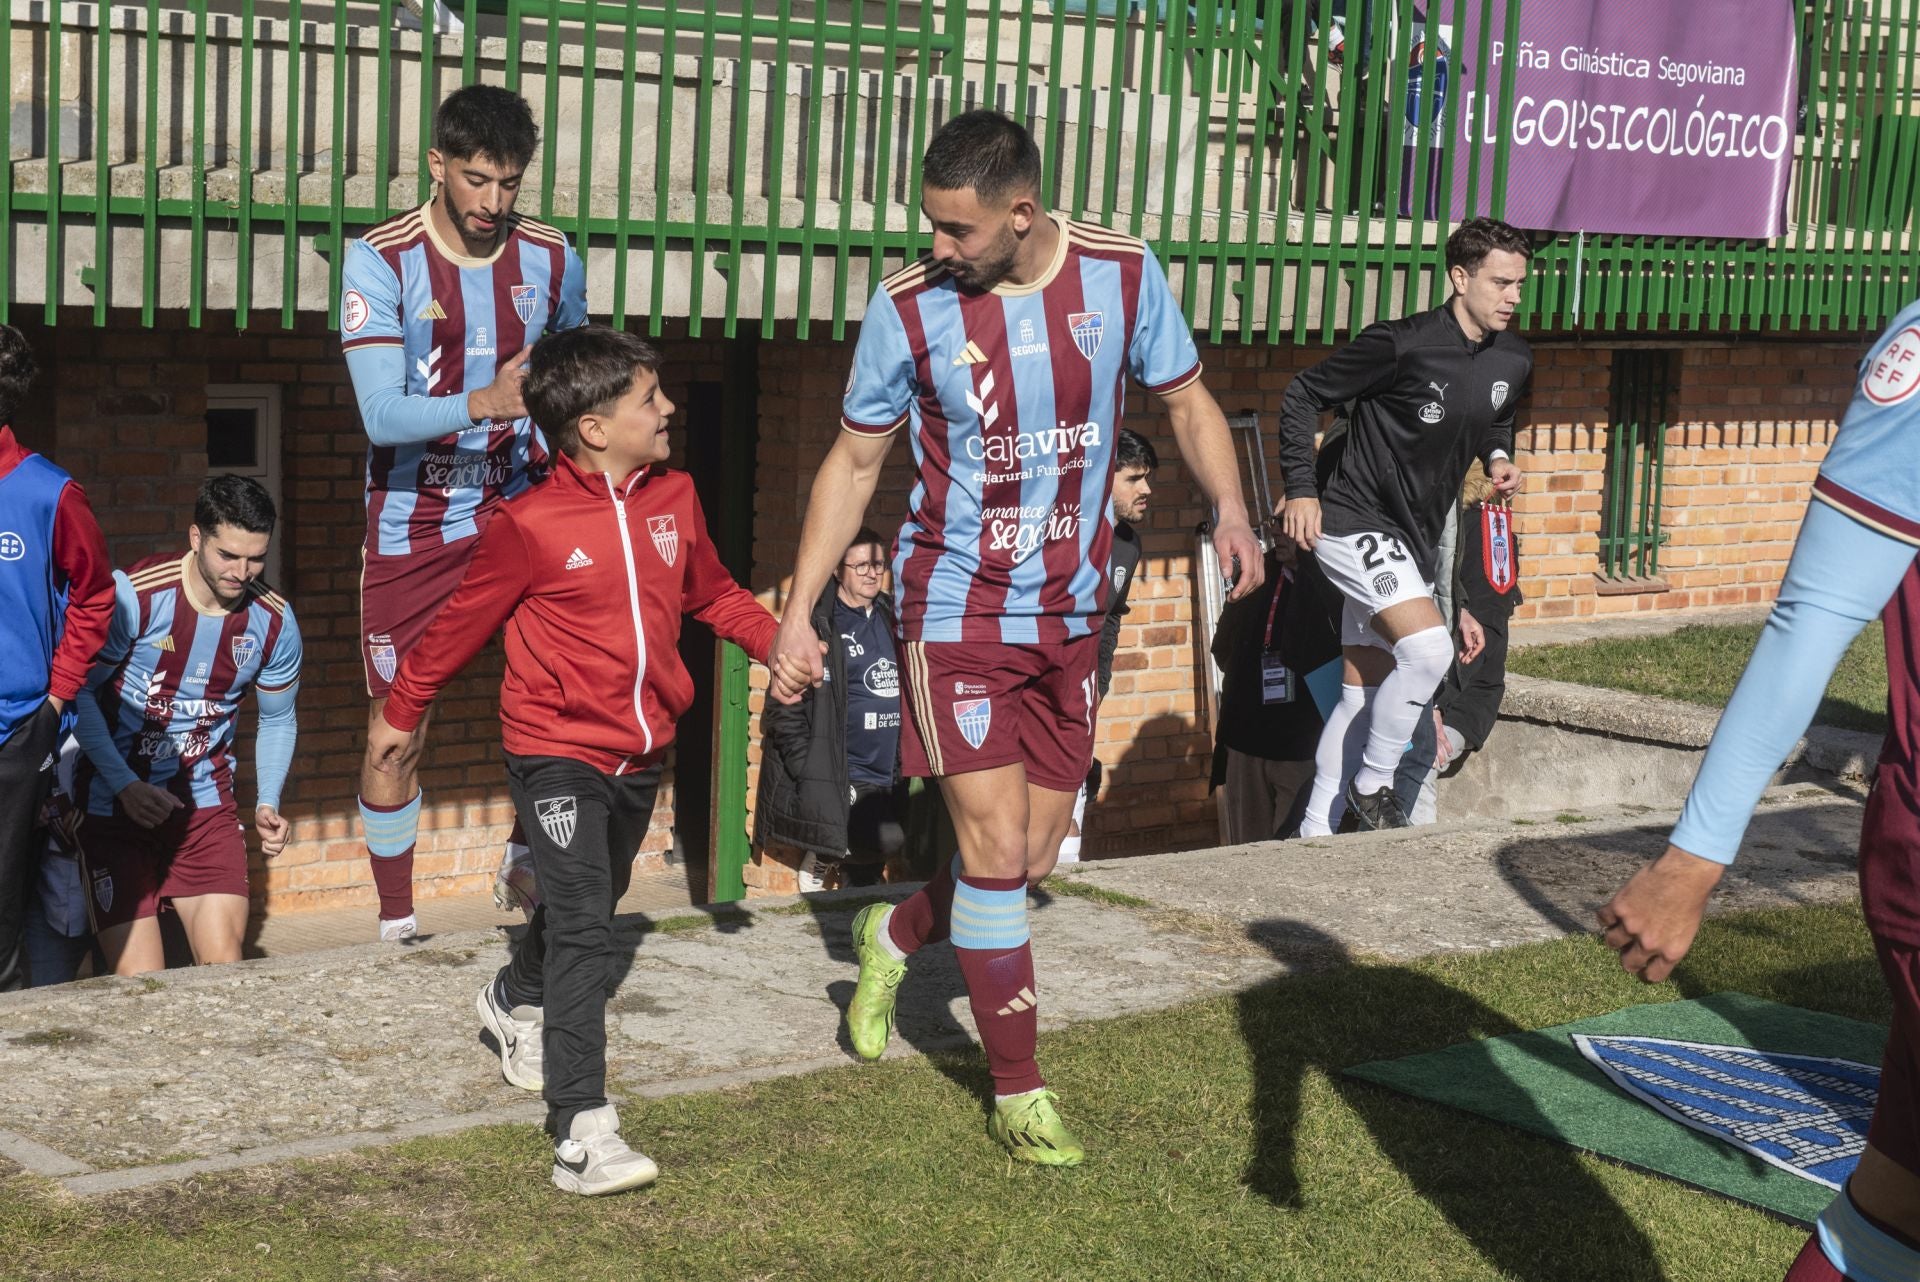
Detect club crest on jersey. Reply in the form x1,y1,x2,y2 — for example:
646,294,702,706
1111,563,1129,592
92,869,113,913
1491,379,1511,410
0,531,22,561
1372,571,1400,597
368,633,397,683
231,634,259,668
511,283,539,324
648,515,679,566
1069,311,1104,360
1419,401,1446,424
952,697,992,749
1574,1034,1879,1189
535,796,578,849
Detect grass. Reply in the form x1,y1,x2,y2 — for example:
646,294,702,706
1044,877,1153,910
1511,620,1888,734
0,902,1885,1282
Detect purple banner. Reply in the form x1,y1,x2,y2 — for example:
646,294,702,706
1441,0,1799,239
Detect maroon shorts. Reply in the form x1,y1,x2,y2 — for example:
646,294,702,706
361,537,477,698
898,635,1099,792
75,802,249,932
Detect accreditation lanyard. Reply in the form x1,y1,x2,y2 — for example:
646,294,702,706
1260,567,1295,703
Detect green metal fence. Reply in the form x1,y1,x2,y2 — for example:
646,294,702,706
6,0,1919,339
1599,349,1674,580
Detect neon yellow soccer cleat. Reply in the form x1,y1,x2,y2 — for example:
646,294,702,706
989,1090,1085,1167
846,902,908,1061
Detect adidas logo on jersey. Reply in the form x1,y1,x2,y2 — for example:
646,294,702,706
996,987,1038,1016
952,341,989,367
417,299,448,321
152,635,175,652
564,547,594,571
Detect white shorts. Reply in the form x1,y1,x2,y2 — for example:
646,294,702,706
1313,530,1436,650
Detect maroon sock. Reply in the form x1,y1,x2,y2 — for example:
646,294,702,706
886,853,958,956
1782,1235,1843,1281
360,793,419,920
950,871,1044,1097
371,848,416,920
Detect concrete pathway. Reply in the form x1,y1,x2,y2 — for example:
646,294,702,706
1509,603,1773,650
0,784,1866,1197
246,865,698,959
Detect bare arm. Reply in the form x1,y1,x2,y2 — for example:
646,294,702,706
769,429,897,704
1160,380,1264,602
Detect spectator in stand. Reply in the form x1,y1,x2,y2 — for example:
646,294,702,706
0,324,114,991
756,527,908,892
1211,522,1346,842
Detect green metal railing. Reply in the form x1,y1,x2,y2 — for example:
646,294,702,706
6,0,1919,338
1599,349,1674,580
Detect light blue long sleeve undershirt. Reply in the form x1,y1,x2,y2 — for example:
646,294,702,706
1670,499,1916,864
252,681,298,812
72,663,138,798
344,343,482,447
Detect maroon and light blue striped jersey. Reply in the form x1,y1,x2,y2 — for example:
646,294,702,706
842,218,1201,643
76,554,302,816
340,203,587,556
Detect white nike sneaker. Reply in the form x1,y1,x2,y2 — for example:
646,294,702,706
475,978,545,1091
552,1105,659,1196
796,852,832,894
378,914,418,943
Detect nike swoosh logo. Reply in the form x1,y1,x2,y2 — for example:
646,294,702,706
556,1152,589,1174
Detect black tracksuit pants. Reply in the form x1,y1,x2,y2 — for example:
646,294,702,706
0,701,59,992
498,752,660,1139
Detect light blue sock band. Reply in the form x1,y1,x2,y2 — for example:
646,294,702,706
949,879,1029,951
1817,1189,1920,1282
361,792,422,859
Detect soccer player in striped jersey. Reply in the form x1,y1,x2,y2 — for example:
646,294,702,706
1600,304,1920,1282
71,476,301,976
769,110,1264,1165
341,85,586,941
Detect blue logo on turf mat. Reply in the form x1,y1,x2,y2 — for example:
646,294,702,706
1573,1034,1879,1190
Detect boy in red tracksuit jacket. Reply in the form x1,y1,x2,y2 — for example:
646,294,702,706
370,324,799,1196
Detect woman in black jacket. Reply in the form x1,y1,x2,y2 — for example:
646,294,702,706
754,529,908,889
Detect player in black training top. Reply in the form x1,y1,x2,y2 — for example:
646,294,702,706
1277,217,1534,834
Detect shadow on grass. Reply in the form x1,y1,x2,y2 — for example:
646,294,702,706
797,887,996,1106
1237,918,1674,1282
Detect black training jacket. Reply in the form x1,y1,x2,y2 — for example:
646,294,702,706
1278,302,1532,581
1097,519,1142,699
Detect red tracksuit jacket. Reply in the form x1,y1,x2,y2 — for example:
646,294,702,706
383,450,777,774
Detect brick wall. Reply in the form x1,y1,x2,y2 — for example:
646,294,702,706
23,308,1868,911
1506,340,1855,621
